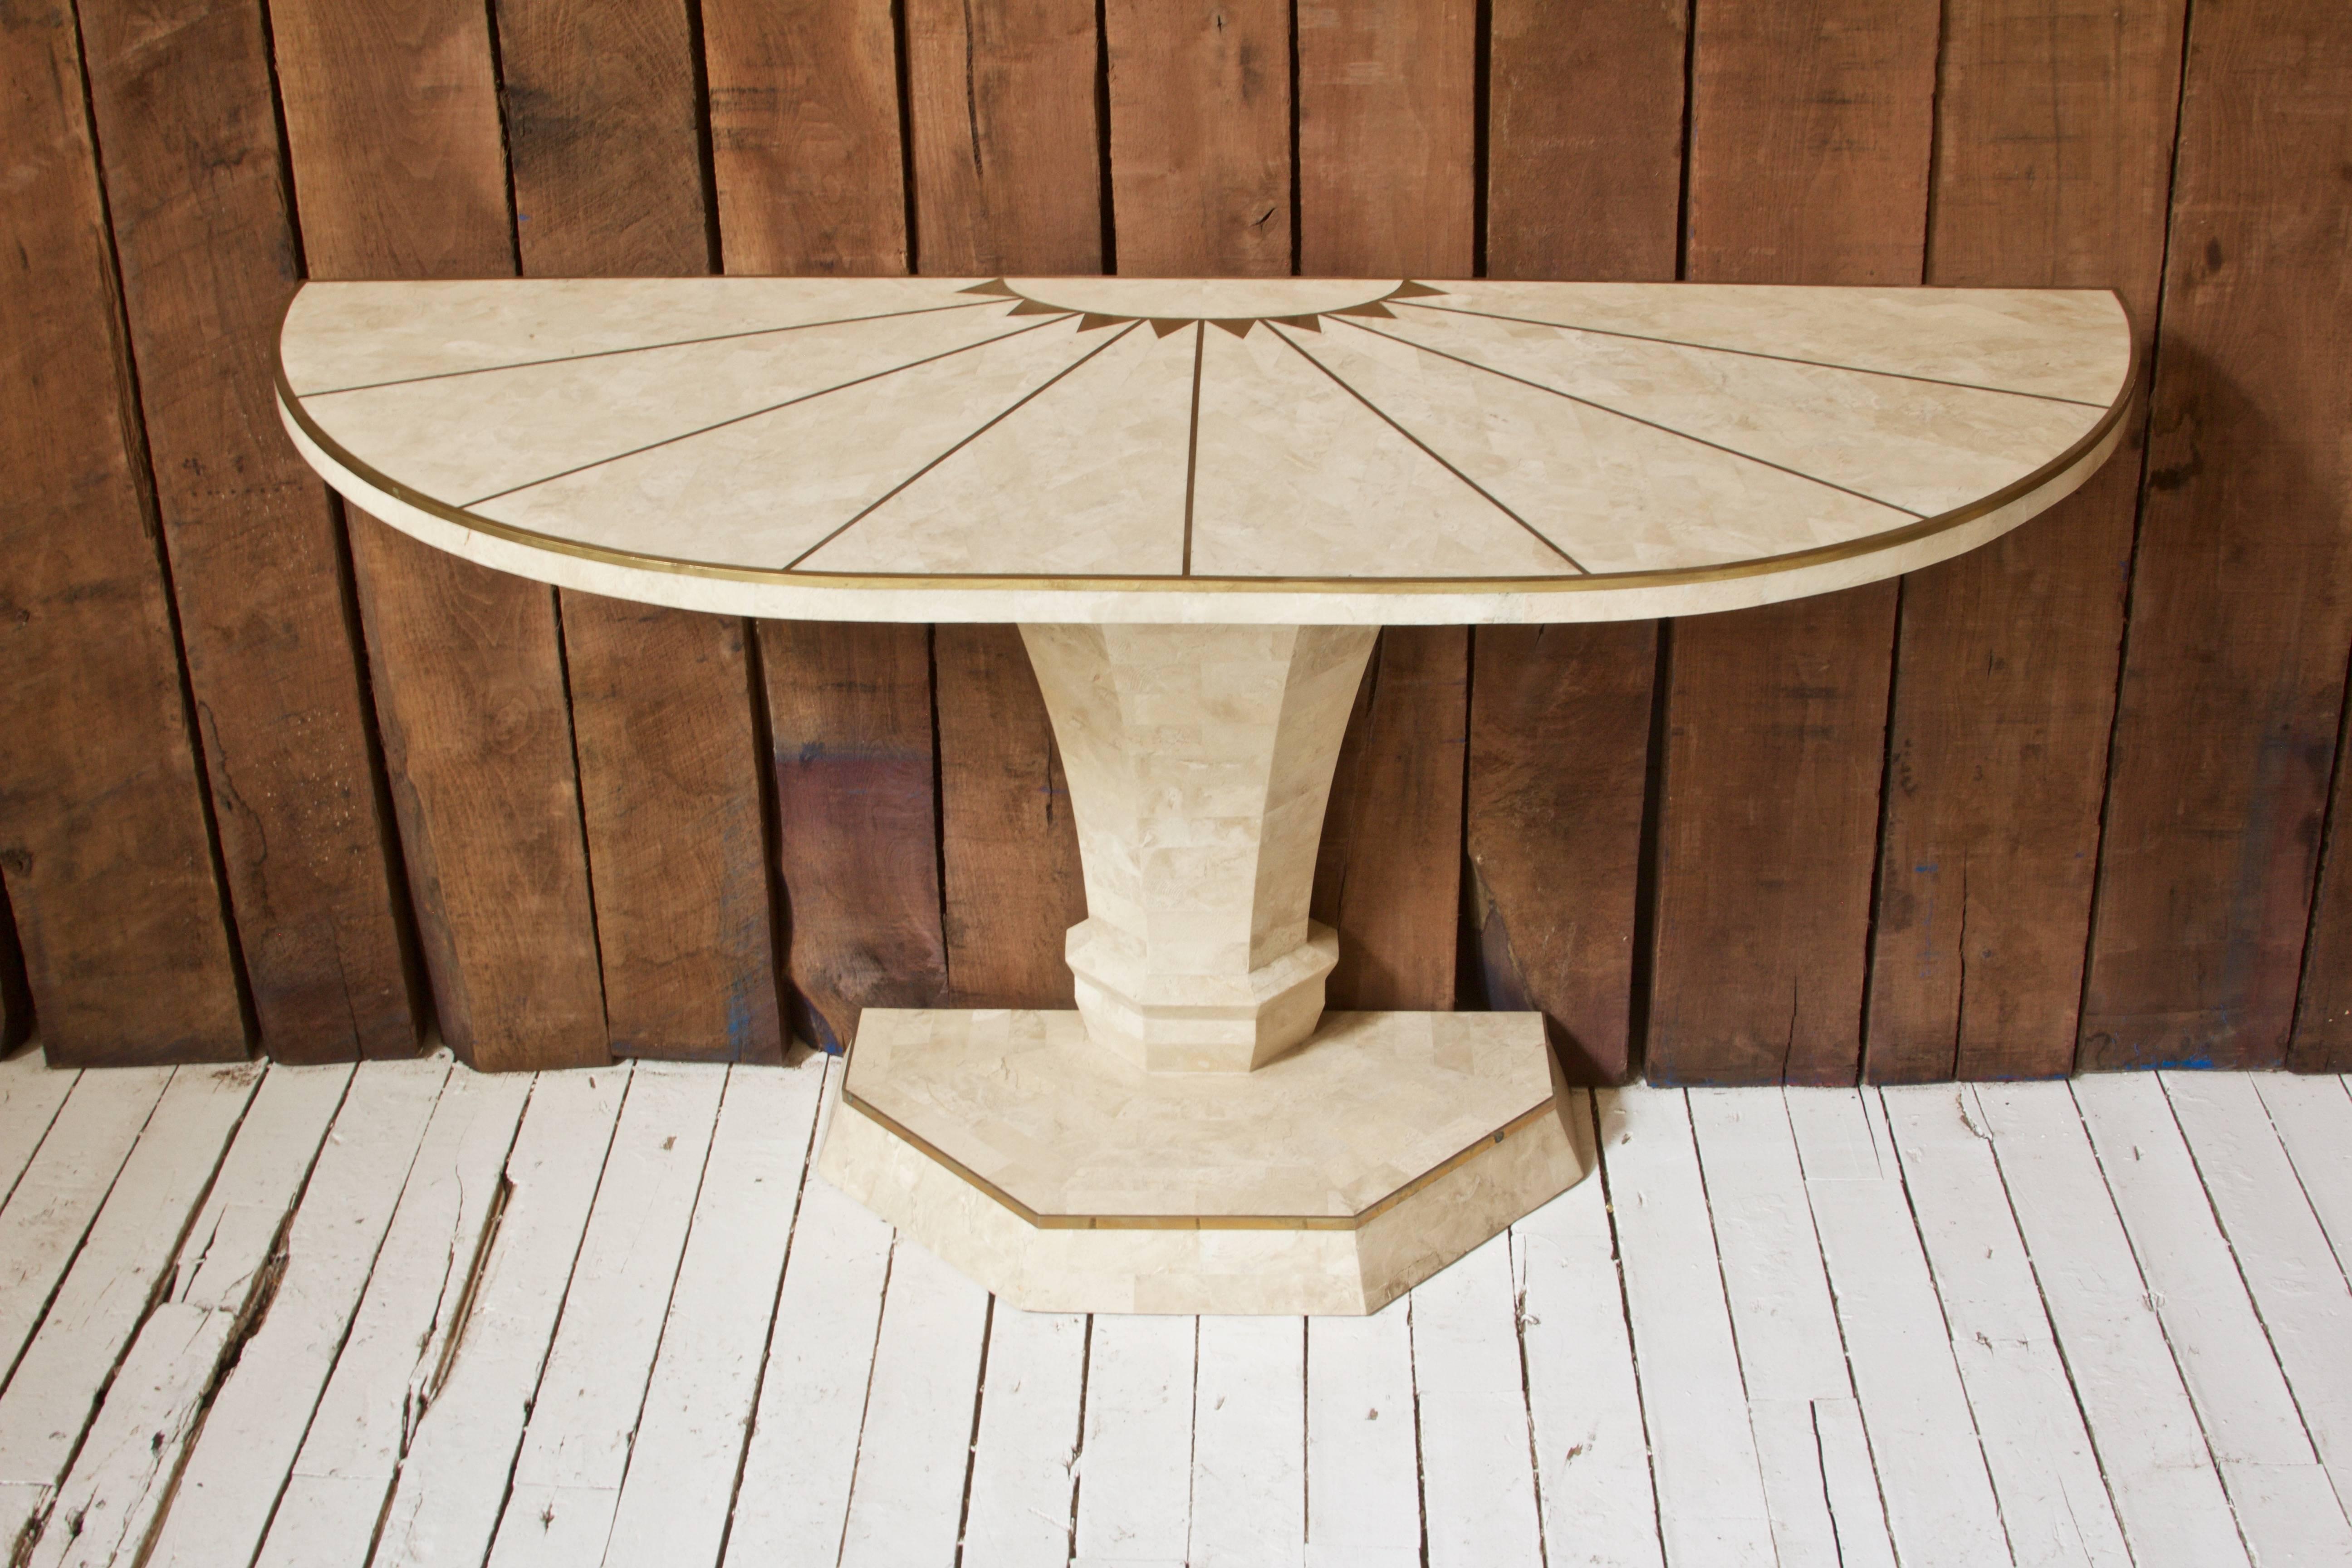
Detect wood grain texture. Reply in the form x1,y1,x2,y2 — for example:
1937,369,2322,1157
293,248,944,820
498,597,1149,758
904,0,1102,276
760,622,949,1050
1865,0,2187,1083
1314,628,1469,1010
273,0,607,1072
704,0,906,275
78,0,420,1064
1466,626,1654,1084
934,626,1084,1010
2086,0,2352,1072
0,0,248,1067
1651,0,1936,1085
1475,0,1685,1084
1296,0,1475,277
495,0,782,1064
1485,0,1687,284
1295,0,1475,1013
1102,0,1290,276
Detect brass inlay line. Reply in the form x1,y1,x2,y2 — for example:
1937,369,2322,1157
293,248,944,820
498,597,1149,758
840,1087,1563,1233
1330,313,1930,520
297,298,1001,397
1266,321,1589,573
276,280,2134,600
1394,297,2119,408
783,321,1143,568
464,311,1076,508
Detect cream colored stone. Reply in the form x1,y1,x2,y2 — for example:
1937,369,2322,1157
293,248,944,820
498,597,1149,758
279,274,2133,624
1021,623,1374,1068
816,1008,1591,1314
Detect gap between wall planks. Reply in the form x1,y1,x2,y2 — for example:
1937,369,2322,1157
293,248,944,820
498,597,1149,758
269,0,607,1072
1648,0,1940,1087
76,0,423,1064
493,0,784,1066
1468,0,1689,1083
0,0,250,1067
1865,0,2187,1083
2094,0,2352,1074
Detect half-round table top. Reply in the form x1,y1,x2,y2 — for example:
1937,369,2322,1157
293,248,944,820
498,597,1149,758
277,275,2132,625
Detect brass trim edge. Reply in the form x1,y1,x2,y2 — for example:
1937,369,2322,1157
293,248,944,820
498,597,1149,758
839,1087,1563,1233
275,286,2136,604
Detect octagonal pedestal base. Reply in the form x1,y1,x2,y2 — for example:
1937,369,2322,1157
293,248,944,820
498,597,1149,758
816,1007,1592,1315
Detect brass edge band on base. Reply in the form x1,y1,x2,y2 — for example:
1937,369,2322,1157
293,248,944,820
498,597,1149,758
839,1087,1563,1233
274,289,2135,603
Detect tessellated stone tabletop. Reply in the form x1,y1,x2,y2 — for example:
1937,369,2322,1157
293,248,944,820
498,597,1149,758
279,276,2135,1313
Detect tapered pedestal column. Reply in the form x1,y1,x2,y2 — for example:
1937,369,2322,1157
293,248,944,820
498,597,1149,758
819,623,1590,1314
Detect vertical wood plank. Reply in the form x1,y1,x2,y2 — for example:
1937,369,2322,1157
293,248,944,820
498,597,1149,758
759,622,948,1049
1649,0,1937,1085
1866,0,2187,1082
905,0,1102,277
1475,4,1684,1084
1314,628,1470,1010
904,13,1098,1013
1485,0,1686,285
704,0,906,275
1296,5,1475,1012
0,0,247,1067
494,0,782,1063
2086,0,2352,1072
934,627,1084,1009
1102,0,1291,277
77,0,422,1063
1296,0,1475,278
271,0,606,1072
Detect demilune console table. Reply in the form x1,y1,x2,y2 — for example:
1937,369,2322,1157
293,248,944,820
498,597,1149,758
279,275,2131,1314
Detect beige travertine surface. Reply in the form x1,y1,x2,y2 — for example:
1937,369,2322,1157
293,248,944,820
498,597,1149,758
278,275,2133,626
1023,622,1375,1069
817,1008,1590,1313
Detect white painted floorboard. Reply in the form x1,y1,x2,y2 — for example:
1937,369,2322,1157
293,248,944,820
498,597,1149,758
0,1044,2343,1567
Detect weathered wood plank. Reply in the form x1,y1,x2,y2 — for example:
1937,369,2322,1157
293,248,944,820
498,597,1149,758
254,1063,534,1568
271,0,607,1073
960,1308,1085,1568
1867,0,2187,1082
1315,629,1469,1011
935,627,1085,1009
2085,0,2352,1071
1650,0,1937,1084
78,0,421,1063
905,0,1102,277
1102,0,1291,277
836,1242,990,1568
603,1055,826,1568
1303,1304,1420,1568
1485,0,1686,285
1466,626,1653,1083
1189,1316,1304,1567
0,0,248,1067
703,0,905,275
368,1065,630,1568
1512,1095,1662,1568
758,622,948,1050
495,0,782,1066
1410,1234,1543,1568
1296,0,1474,278
0,892,33,1057
1475,2,1682,1084
1073,1314,1195,1564
143,1058,450,1568
20,1063,350,1568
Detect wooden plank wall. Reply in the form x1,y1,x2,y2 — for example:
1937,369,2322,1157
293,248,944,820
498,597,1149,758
2,0,2347,1083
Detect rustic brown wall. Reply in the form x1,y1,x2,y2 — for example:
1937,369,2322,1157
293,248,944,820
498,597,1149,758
3,0,2347,1083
